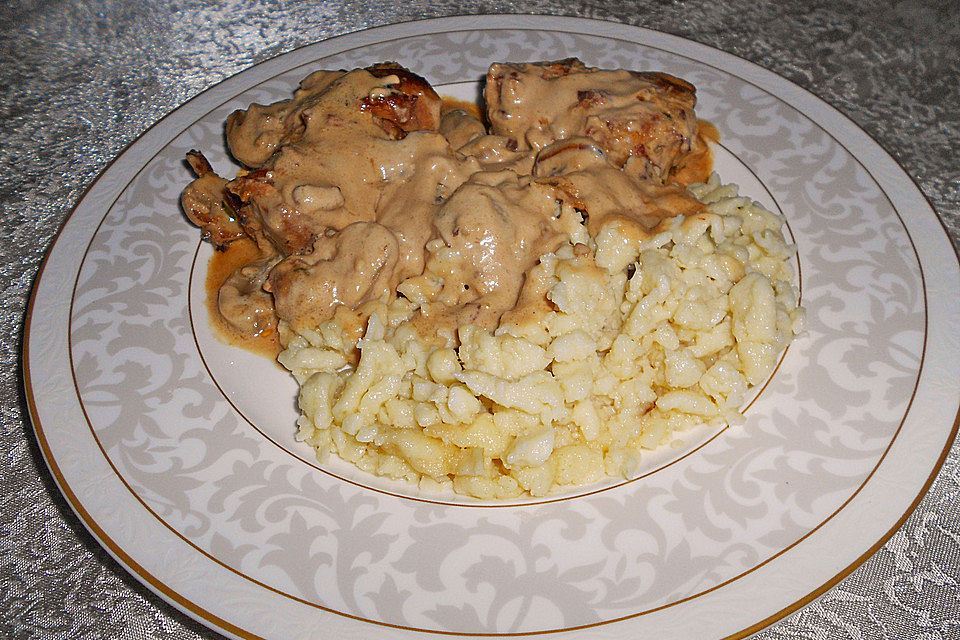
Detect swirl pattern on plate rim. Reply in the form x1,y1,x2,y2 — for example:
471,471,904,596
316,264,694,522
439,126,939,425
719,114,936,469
54,25,934,636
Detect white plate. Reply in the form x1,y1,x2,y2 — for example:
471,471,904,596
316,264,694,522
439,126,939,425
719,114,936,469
24,15,960,640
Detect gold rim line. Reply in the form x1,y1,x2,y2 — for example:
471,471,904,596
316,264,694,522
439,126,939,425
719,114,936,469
723,411,960,640
25,309,960,640
31,26,944,640
21,16,960,639
61,24,917,635
21,304,265,640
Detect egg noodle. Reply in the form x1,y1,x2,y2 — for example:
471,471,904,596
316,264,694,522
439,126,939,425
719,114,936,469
279,173,803,499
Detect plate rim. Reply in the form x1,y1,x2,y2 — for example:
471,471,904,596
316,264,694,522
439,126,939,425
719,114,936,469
22,13,960,640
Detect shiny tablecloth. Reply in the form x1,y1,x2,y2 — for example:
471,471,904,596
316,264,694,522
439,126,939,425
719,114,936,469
3,1,958,637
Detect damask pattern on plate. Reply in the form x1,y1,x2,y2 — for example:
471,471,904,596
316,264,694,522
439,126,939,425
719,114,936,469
26,16,959,640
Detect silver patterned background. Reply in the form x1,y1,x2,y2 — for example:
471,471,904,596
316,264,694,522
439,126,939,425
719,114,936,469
3,1,959,639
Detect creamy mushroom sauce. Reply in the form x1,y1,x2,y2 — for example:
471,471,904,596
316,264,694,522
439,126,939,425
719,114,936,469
183,59,716,354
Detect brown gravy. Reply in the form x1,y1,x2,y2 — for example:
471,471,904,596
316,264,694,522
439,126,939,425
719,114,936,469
205,238,281,359
441,96,483,120
190,62,716,360
671,119,719,187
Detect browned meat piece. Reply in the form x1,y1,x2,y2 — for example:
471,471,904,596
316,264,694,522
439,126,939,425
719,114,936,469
432,171,566,329
438,109,487,150
225,70,346,168
224,64,452,256
180,151,245,250
265,222,401,332
531,137,704,237
225,63,441,168
217,253,279,337
484,58,704,183
363,62,443,136
223,63,476,330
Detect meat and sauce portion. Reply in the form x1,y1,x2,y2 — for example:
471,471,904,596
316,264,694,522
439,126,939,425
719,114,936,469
485,58,710,182
181,58,714,347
